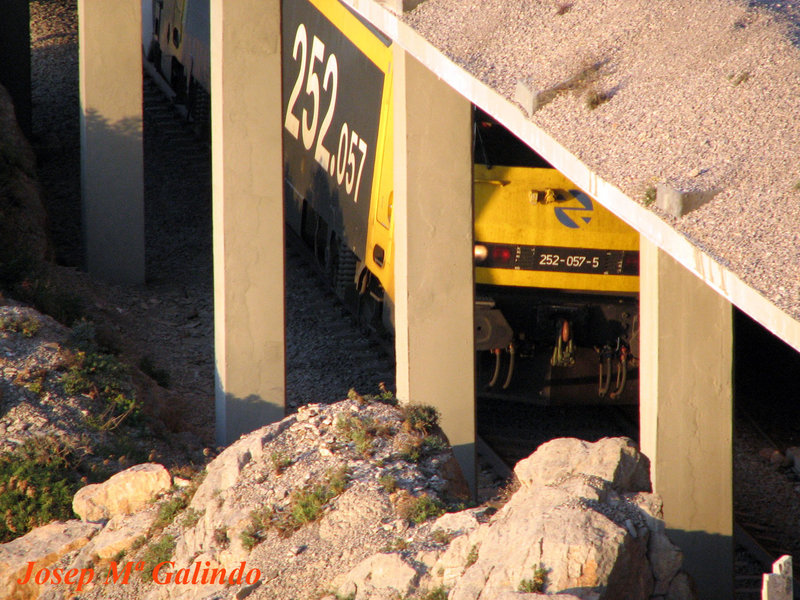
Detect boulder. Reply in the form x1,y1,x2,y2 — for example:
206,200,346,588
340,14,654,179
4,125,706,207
514,437,651,492
0,520,100,600
71,509,157,568
72,463,172,522
418,438,693,600
333,553,421,600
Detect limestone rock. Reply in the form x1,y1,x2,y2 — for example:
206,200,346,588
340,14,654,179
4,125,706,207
421,437,693,600
72,463,172,522
72,509,157,568
0,520,101,600
333,553,420,600
430,508,482,537
514,436,651,492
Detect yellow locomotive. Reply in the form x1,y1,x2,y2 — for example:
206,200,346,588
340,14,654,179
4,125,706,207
145,0,640,404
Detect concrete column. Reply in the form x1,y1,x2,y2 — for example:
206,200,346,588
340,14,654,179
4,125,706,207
78,0,144,284
393,48,476,494
639,237,733,599
211,0,285,445
0,0,31,137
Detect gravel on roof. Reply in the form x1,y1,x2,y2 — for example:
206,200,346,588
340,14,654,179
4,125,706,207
404,0,800,321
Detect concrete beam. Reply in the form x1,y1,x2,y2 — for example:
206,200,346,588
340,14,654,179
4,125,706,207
78,0,144,284
639,236,733,599
0,0,31,137
211,0,285,445
340,0,800,357
393,48,476,494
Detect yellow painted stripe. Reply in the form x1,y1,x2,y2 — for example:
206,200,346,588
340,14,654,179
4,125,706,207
307,0,392,73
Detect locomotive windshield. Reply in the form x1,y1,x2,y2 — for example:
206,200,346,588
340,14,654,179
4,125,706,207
473,107,553,169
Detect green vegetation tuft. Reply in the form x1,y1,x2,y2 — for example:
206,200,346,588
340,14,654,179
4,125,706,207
336,413,393,457
181,507,203,528
518,565,549,593
379,473,397,493
420,587,449,600
400,404,440,434
0,314,41,337
643,186,657,206
240,465,350,547
270,450,293,475
465,543,480,568
151,494,189,533
431,529,452,545
140,535,176,581
0,437,80,542
213,526,230,548
399,495,445,525
59,346,140,430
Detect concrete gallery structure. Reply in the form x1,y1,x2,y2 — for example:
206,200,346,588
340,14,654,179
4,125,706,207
60,0,800,597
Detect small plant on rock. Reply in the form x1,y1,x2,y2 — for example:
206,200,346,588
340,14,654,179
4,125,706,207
181,507,203,528
379,473,397,493
0,314,41,337
420,587,449,600
400,404,440,434
518,565,549,593
397,493,445,525
431,529,452,545
151,494,189,533
213,526,230,548
270,450,293,475
465,543,480,567
140,535,176,581
586,88,612,110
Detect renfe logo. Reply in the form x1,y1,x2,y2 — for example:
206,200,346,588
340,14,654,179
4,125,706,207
554,191,593,229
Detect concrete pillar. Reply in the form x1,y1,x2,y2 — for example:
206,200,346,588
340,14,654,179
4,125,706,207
0,0,31,137
78,0,144,284
639,237,733,599
211,0,285,445
393,48,476,494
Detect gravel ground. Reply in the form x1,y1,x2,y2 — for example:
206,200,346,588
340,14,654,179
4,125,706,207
404,0,800,323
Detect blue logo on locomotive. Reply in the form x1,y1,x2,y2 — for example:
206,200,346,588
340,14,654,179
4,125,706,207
554,191,593,229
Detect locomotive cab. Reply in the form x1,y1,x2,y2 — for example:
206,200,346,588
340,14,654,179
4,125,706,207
472,109,640,405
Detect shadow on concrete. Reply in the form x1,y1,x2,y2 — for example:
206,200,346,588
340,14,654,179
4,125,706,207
79,107,144,284
216,391,286,446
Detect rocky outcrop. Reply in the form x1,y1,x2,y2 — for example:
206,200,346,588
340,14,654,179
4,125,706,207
0,520,101,600
0,401,697,600
72,463,172,522
338,437,695,600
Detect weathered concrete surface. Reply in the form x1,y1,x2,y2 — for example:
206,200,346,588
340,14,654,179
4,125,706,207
640,237,733,600
392,47,476,494
78,0,144,284
211,0,286,445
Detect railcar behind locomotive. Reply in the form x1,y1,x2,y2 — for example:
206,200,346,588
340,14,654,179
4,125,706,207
143,0,641,404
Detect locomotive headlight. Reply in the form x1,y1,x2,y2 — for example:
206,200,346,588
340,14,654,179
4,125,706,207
474,244,489,264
